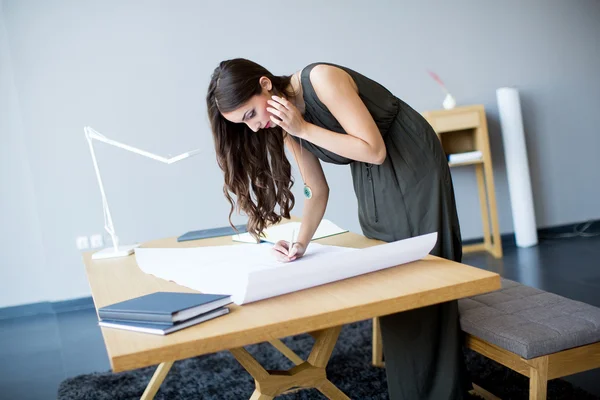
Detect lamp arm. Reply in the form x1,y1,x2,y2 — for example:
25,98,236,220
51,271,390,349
84,126,203,252
85,127,120,251
85,127,201,164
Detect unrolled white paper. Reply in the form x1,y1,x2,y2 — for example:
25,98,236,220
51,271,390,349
134,232,437,305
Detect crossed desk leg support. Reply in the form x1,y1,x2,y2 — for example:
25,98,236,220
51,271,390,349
230,325,350,400
139,325,349,400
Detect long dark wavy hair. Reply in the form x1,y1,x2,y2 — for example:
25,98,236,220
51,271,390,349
206,58,297,240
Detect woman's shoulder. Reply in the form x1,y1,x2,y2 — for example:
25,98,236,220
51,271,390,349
301,62,346,79
300,63,354,93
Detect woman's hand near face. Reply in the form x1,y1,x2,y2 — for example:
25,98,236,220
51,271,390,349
267,96,308,138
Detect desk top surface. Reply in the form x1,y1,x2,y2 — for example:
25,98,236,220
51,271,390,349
84,222,500,372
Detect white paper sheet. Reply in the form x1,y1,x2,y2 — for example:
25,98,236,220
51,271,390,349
232,218,348,244
135,232,437,305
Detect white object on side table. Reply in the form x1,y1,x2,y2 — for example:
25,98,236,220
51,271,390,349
442,93,457,110
84,126,202,260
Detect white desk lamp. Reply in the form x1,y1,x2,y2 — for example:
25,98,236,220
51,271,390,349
84,126,201,260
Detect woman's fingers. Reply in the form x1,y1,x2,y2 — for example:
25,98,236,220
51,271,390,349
288,244,298,258
267,99,286,110
272,249,290,262
271,96,291,110
270,115,287,129
273,240,289,252
266,107,285,119
275,240,294,256
272,240,301,262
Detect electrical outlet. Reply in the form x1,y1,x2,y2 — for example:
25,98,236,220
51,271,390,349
76,236,90,250
90,234,104,249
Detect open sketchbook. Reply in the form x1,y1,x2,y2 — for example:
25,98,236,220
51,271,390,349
134,232,437,305
232,219,348,244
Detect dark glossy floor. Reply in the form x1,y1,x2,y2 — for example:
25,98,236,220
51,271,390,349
0,234,599,400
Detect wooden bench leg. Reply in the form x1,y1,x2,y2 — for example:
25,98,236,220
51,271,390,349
372,317,385,367
527,356,549,400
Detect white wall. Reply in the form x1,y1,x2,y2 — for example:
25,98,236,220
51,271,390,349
1,0,599,307
0,0,50,306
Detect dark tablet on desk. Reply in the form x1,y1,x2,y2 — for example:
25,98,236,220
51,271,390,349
177,224,248,242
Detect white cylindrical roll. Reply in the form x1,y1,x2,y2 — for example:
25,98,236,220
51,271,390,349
496,87,538,247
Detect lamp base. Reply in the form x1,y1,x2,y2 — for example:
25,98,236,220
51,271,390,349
92,244,139,260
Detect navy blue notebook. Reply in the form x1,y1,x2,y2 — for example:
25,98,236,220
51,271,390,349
177,224,247,242
98,292,232,323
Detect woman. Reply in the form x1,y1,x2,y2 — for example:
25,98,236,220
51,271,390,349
206,58,469,400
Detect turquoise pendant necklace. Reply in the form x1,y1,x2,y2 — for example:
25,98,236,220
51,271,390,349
293,137,312,199
303,184,313,199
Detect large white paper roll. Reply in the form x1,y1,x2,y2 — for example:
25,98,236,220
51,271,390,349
496,87,538,247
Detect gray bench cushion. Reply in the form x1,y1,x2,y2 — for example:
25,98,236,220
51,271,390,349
458,278,600,359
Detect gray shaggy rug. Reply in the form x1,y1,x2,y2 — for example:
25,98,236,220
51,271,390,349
58,320,599,399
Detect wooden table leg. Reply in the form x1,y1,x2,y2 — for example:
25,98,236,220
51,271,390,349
268,339,304,365
140,361,174,400
475,164,492,251
249,390,275,400
230,325,350,399
372,317,385,367
317,380,352,400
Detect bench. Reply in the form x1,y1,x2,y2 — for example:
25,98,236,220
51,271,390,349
372,278,600,399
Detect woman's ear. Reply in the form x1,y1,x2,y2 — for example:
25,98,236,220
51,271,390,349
259,76,272,91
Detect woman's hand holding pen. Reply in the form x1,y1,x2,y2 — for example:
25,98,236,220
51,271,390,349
272,240,306,263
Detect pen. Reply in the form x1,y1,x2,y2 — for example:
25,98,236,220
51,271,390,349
289,228,295,257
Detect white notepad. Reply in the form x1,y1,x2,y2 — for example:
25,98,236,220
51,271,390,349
232,219,348,244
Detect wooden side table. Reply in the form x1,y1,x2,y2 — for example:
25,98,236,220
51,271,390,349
423,104,503,259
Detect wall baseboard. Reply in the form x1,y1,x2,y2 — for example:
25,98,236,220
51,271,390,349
463,219,599,247
1,220,597,320
0,296,95,320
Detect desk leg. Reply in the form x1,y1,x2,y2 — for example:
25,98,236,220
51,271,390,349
372,317,385,367
230,325,350,399
140,361,174,400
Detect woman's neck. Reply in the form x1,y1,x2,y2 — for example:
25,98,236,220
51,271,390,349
287,71,305,114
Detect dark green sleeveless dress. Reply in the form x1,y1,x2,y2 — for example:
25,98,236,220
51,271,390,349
296,63,469,399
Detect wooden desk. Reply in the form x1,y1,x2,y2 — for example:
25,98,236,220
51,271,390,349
84,226,500,399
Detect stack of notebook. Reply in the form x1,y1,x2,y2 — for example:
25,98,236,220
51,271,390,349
97,292,232,335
